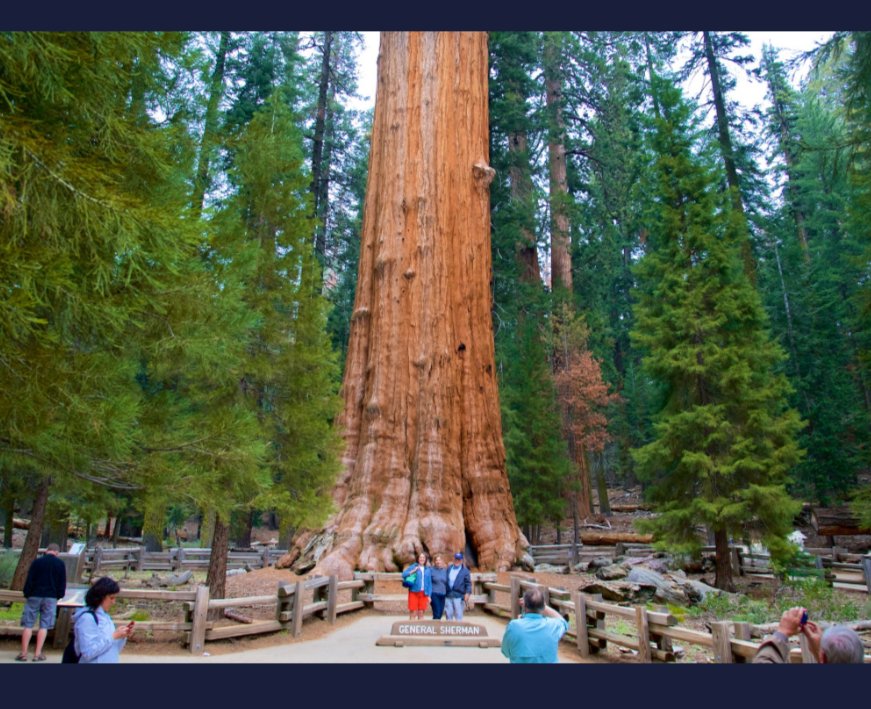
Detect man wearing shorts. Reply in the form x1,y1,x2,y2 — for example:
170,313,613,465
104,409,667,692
18,543,66,662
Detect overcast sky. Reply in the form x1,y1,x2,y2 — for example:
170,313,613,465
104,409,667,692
352,32,834,111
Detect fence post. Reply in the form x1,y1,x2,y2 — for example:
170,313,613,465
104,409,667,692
134,547,144,572
591,593,606,653
572,591,590,658
189,584,210,654
733,621,751,663
730,546,742,577
327,575,338,624
261,548,270,569
509,576,521,619
711,621,733,663
291,580,304,637
862,554,871,595
635,605,652,663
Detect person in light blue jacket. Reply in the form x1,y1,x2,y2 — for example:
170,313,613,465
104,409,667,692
401,552,432,620
501,587,568,663
73,576,135,663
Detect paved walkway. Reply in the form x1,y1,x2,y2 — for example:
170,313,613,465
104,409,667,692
3,615,511,664
1,613,587,664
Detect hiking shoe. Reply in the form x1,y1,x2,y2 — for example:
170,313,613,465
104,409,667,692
33,654,47,662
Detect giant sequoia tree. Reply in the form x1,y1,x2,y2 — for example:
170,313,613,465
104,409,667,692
286,32,527,579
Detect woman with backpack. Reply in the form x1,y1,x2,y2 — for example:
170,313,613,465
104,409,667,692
401,552,432,620
71,576,135,663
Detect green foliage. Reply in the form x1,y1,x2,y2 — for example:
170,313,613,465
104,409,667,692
630,80,805,568
777,578,871,622
500,315,572,530
686,592,771,625
0,551,20,589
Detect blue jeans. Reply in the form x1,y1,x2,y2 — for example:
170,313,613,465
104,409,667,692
431,593,446,620
444,596,464,621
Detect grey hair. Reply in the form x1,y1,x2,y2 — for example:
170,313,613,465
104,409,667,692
820,625,865,663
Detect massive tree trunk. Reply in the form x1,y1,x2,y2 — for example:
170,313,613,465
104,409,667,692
287,32,526,580
11,476,51,591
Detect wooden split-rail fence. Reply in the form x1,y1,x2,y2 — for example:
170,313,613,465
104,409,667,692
2,570,870,662
529,543,871,594
85,546,288,577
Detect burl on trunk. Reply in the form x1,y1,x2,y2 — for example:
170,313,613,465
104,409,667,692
284,32,527,579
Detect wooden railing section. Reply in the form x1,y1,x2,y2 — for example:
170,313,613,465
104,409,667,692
86,546,287,576
480,576,871,664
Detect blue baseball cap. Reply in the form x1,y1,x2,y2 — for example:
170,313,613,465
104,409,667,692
454,552,464,559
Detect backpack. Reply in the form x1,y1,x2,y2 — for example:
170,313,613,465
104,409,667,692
61,608,97,664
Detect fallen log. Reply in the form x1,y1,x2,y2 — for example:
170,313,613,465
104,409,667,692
609,504,653,513
810,506,871,537
580,531,654,545
224,608,254,624
143,570,193,588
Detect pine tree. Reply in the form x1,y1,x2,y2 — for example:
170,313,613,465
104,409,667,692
631,80,804,591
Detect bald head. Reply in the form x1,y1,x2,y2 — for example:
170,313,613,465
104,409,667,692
522,587,545,613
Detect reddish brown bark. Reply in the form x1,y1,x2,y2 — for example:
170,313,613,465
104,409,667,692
508,131,541,284
544,34,572,293
289,32,526,579
11,476,51,591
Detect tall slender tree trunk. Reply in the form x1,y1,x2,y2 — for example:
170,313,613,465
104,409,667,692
702,31,756,282
142,499,165,552
544,33,572,293
508,131,541,283
288,32,526,579
714,527,735,592
191,31,230,220
205,516,229,615
2,487,14,549
311,31,334,265
11,476,51,591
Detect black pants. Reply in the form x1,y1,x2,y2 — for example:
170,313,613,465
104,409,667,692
431,593,446,620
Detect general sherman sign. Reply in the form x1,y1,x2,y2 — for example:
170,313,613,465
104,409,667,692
377,620,500,647
392,621,487,636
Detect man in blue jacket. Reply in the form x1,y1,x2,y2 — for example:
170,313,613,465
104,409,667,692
17,543,67,662
444,552,471,621
501,587,569,663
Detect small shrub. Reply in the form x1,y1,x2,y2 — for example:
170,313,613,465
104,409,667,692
0,550,20,588
0,602,23,621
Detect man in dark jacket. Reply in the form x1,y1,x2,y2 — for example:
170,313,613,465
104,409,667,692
444,551,472,621
17,543,66,661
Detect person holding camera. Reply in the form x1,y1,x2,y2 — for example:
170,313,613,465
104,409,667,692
753,606,865,663
501,587,569,663
73,576,135,663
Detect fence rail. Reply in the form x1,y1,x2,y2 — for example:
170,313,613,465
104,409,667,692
483,576,871,664
85,546,288,576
